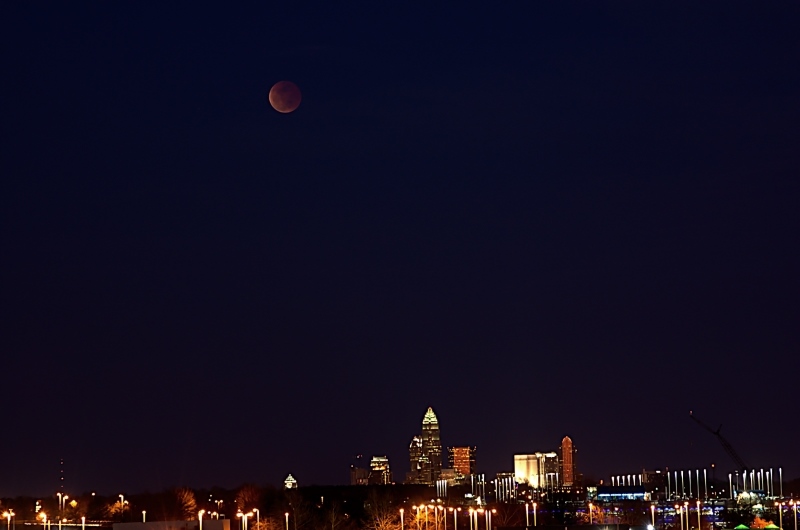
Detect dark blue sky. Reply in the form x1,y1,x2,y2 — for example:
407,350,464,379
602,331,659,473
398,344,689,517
2,2,799,497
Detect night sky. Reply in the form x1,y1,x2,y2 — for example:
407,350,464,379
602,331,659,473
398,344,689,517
2,3,799,497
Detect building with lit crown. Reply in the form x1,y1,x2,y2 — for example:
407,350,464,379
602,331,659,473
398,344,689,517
406,407,443,485
560,436,576,487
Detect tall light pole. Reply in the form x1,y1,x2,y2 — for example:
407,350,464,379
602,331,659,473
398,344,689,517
778,503,784,530
401,509,405,530
696,501,701,530
468,509,473,530
675,505,682,530
792,501,797,530
119,495,125,523
525,503,530,527
284,513,289,530
533,503,537,527
253,509,260,530
589,504,593,525
40,513,47,530
200,510,205,530
651,505,656,528
143,512,146,523
81,517,85,530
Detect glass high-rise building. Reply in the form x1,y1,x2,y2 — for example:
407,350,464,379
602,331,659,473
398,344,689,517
407,407,443,485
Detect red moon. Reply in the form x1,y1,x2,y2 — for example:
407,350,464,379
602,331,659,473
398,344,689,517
269,81,302,113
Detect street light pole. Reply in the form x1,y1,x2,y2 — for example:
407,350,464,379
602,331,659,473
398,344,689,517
200,510,205,530
401,509,404,530
285,512,289,530
533,504,537,527
651,505,656,528
589,504,593,525
696,501,701,530
143,512,146,523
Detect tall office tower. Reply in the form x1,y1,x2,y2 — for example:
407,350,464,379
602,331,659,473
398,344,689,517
448,446,477,476
369,455,393,485
560,436,576,487
407,407,443,484
408,435,424,483
420,407,443,484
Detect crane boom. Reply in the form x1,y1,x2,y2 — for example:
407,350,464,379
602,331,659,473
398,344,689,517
689,411,750,470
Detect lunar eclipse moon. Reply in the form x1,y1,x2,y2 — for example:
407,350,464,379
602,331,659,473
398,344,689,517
269,80,302,113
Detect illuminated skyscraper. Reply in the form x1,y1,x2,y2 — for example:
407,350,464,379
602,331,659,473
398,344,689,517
369,455,392,484
514,452,560,488
407,407,443,485
448,446,477,476
560,436,576,487
421,407,442,483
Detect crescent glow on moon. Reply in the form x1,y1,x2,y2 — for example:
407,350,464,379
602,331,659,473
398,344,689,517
269,81,302,113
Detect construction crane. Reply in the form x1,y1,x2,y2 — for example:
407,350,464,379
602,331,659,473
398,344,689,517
689,411,749,470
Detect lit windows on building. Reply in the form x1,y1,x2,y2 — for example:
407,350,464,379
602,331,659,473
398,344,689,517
448,446,477,477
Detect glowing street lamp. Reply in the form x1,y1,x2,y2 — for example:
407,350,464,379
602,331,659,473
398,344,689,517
696,501,701,530
589,504,594,525
81,516,85,530
533,503,538,527
118,495,126,522
791,501,797,530
777,503,784,530
401,509,405,530
143,512,147,523
651,505,656,528
4,510,14,530
40,512,47,530
253,509,260,530
449,507,458,530
284,513,290,530
468,509,474,530
199,510,206,530
525,504,530,528
683,503,688,530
